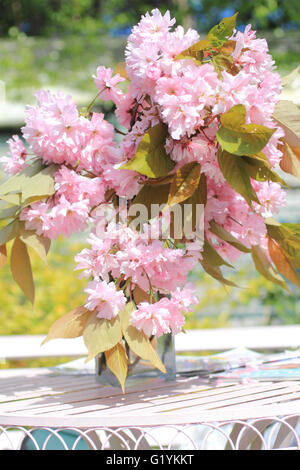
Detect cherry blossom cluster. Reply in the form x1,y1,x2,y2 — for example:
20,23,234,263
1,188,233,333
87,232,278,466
0,9,288,338
74,222,199,336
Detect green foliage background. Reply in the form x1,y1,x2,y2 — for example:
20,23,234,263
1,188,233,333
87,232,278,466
0,238,86,336
0,237,87,368
1,0,300,36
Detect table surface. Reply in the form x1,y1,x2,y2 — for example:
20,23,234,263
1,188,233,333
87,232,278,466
1,368,300,429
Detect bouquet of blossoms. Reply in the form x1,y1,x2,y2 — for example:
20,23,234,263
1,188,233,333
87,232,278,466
1,10,300,391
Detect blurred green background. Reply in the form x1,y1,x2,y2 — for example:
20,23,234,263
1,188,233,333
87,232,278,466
0,0,300,368
1,0,300,107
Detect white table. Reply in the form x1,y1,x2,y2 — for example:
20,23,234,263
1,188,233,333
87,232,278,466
1,367,300,450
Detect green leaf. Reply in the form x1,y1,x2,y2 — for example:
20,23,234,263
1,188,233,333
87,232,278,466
198,172,207,207
174,41,208,62
281,240,300,266
246,152,273,165
217,122,275,157
121,123,175,178
183,172,207,236
217,149,260,207
0,193,22,206
202,239,234,268
0,205,20,220
217,105,275,156
206,12,238,48
21,164,57,204
0,161,57,208
42,306,93,345
170,172,207,240
265,217,282,227
281,242,300,269
19,223,51,264
174,53,203,64
0,219,20,246
10,236,35,304
281,223,300,237
132,182,170,224
251,245,287,290
201,260,238,287
220,104,246,130
0,159,43,196
209,220,251,253
166,162,201,208
120,302,166,374
212,53,239,77
175,13,238,61
83,314,123,363
105,342,128,393
266,220,300,246
243,156,288,186
143,174,175,186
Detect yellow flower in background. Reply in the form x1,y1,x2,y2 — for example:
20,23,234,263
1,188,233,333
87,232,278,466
0,237,86,335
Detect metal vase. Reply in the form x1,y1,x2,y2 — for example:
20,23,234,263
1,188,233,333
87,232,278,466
95,333,176,388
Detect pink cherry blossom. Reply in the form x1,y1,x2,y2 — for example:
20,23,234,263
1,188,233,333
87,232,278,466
130,301,172,337
0,135,27,175
130,284,198,337
93,66,125,104
128,8,176,47
84,280,126,319
54,166,106,207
